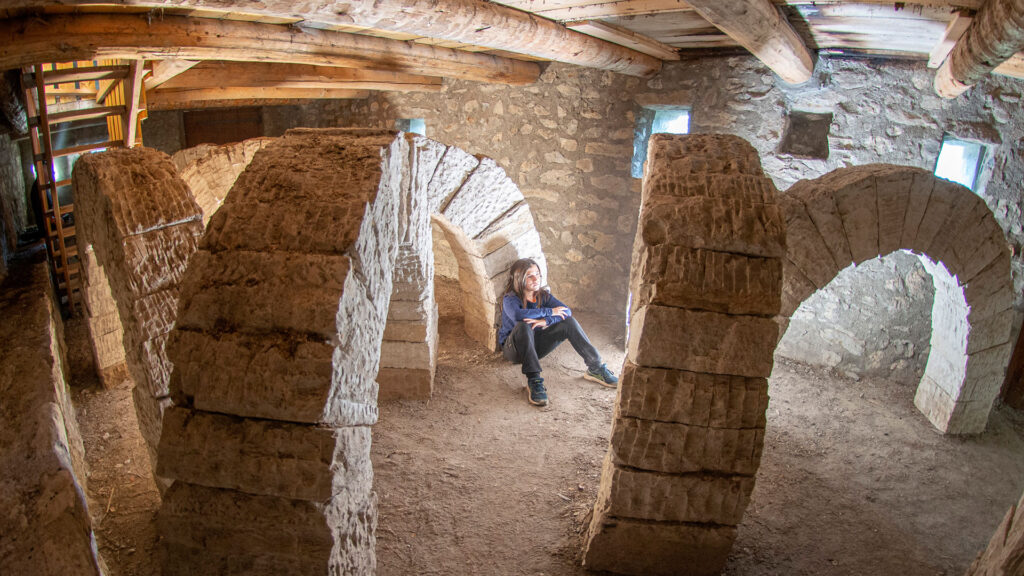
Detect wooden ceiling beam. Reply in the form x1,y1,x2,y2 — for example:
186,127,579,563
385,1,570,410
157,61,445,92
683,0,815,84
2,0,662,76
934,0,1024,98
147,87,370,110
993,52,1024,80
0,14,541,86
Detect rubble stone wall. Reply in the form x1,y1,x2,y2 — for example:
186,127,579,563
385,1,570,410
779,165,1012,434
582,134,785,576
0,257,104,576
73,147,205,481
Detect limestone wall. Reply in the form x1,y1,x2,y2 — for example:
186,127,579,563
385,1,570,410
0,257,104,576
73,147,204,480
776,251,933,381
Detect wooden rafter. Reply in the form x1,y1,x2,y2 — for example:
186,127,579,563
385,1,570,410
683,0,815,84
0,14,542,86
156,61,444,93
3,0,664,76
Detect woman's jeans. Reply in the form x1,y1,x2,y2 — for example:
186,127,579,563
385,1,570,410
501,316,601,375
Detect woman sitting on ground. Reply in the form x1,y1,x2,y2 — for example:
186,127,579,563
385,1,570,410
498,258,618,406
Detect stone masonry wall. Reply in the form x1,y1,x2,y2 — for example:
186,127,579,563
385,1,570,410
252,56,1024,382
777,251,934,381
0,256,104,576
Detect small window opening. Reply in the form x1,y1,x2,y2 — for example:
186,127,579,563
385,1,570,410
779,110,832,159
934,136,986,191
632,107,690,178
395,118,426,135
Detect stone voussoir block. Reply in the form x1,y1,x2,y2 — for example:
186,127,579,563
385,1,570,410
777,193,840,288
874,169,914,256
633,244,782,317
158,481,377,576
583,508,736,576
640,196,785,259
617,361,768,428
609,415,764,476
628,305,778,378
157,407,372,502
594,453,755,525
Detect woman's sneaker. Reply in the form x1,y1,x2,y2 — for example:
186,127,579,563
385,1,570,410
527,377,548,406
584,364,619,387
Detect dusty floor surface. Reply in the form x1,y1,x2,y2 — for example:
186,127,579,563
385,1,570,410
64,301,1024,575
65,318,161,576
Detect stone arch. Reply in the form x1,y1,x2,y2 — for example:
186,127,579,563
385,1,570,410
778,165,1012,435
171,137,273,226
584,134,785,575
169,133,548,400
154,129,547,573
73,148,204,487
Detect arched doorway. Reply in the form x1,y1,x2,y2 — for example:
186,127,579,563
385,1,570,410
778,165,1012,435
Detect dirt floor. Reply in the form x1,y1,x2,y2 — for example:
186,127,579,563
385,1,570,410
64,294,1024,576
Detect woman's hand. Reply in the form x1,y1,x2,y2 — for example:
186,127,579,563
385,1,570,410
552,306,569,319
524,318,547,329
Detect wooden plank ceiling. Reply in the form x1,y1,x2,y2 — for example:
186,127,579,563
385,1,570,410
0,0,1020,111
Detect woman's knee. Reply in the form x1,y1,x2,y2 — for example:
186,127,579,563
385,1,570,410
511,321,535,340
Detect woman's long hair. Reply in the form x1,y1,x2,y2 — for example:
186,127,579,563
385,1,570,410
504,258,549,307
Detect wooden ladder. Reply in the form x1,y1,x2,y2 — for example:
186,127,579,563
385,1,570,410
22,60,142,314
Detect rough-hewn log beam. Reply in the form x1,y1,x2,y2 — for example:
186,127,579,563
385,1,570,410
0,14,541,86
158,61,444,93
144,59,199,90
3,0,661,76
935,0,1024,98
147,87,370,109
683,0,815,84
